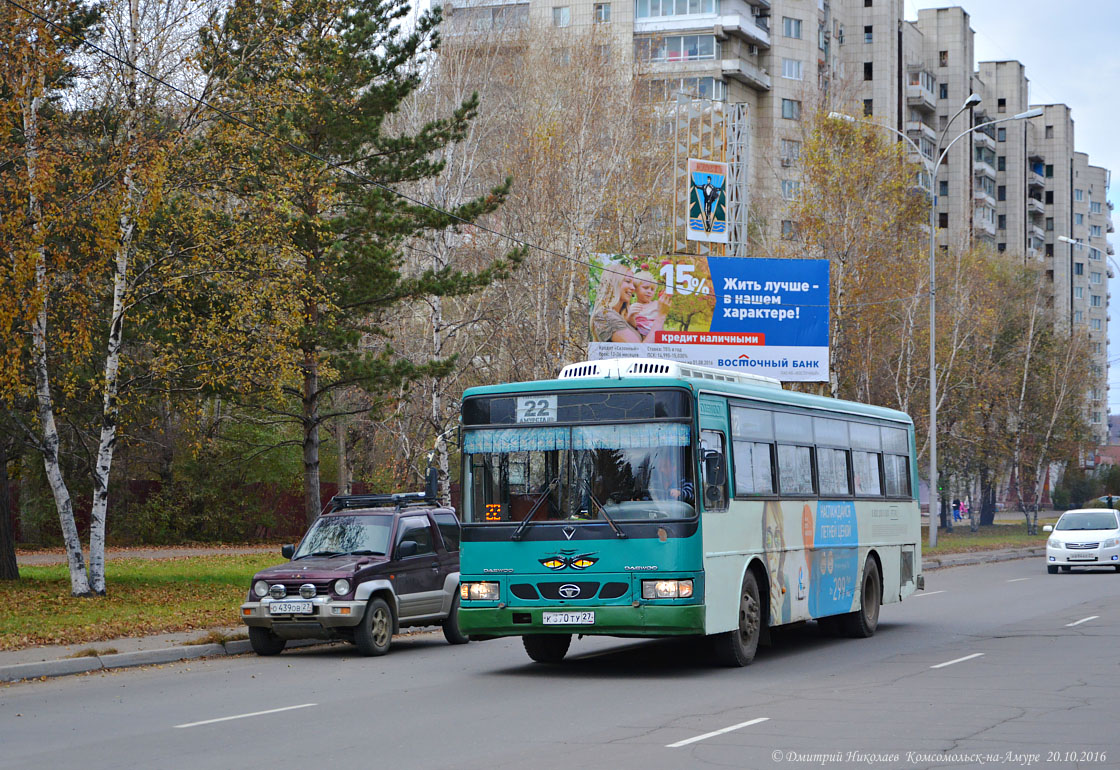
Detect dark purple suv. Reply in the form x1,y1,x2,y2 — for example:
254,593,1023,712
241,492,467,656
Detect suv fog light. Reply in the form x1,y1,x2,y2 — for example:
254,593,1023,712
333,578,351,596
462,582,500,601
641,579,694,599
253,580,269,598
269,584,287,599
299,583,316,599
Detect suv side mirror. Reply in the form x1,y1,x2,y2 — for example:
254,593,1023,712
703,450,727,486
282,544,295,559
1042,525,1053,533
397,540,418,559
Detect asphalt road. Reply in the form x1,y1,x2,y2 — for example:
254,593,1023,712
2,558,1118,770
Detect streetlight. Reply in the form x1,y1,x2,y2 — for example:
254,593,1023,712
829,102,1044,548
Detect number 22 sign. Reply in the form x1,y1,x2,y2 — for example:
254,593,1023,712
516,395,557,423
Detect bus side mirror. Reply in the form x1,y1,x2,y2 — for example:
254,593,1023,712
703,450,727,487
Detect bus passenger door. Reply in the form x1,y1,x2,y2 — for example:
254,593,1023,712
698,395,741,635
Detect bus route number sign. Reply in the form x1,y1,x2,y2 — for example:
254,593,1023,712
516,395,557,424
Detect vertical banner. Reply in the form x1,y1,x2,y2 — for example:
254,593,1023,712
588,255,829,382
687,158,729,244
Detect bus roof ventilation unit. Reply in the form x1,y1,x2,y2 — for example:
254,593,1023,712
558,358,782,389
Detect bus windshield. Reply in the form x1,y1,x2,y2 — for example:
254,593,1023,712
463,422,695,523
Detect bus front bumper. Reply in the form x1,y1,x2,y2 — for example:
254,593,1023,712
459,604,705,637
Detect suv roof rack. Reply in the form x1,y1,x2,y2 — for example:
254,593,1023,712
327,492,435,512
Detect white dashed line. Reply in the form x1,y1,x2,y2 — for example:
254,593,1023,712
666,717,770,748
1065,616,1099,627
930,653,984,669
175,703,317,729
912,590,945,598
1006,578,1030,583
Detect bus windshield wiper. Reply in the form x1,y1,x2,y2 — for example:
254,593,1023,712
510,477,560,541
583,483,628,539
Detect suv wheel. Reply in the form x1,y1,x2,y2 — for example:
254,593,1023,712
354,597,393,656
522,634,571,663
248,626,286,656
442,594,470,645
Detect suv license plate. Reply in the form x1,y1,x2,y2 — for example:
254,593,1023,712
269,601,314,614
543,611,595,625
1067,554,1096,561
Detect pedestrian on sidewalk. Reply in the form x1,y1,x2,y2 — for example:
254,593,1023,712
952,498,962,522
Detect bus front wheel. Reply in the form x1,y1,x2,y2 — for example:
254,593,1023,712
844,557,881,638
711,570,761,667
523,634,571,663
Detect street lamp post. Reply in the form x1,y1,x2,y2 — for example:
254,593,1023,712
828,103,1043,548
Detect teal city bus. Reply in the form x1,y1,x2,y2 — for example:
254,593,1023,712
456,358,922,666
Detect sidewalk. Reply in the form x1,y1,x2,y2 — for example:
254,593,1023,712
1,545,1044,684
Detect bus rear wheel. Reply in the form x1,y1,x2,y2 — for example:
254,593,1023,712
712,570,761,667
844,557,881,638
523,634,571,663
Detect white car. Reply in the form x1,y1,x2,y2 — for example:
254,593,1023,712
1044,508,1120,574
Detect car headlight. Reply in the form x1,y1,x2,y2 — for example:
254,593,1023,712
333,578,351,595
299,583,316,599
1102,538,1119,549
1049,540,1062,550
253,580,269,598
461,582,500,601
642,579,694,599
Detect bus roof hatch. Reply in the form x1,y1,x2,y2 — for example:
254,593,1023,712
558,358,782,389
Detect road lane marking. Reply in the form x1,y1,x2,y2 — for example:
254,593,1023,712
930,653,984,669
666,717,769,748
912,590,945,598
175,703,317,729
1007,578,1030,583
1065,616,1099,627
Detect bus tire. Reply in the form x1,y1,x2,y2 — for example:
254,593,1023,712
523,634,571,663
711,570,761,667
844,557,881,638
442,595,470,645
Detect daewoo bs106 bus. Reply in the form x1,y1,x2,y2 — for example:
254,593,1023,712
456,358,922,666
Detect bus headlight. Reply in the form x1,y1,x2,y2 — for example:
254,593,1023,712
642,579,693,599
461,582,500,601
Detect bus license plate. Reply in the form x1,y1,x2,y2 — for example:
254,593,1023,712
543,611,595,625
269,601,314,614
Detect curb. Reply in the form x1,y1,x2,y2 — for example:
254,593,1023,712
0,638,322,684
923,547,1044,570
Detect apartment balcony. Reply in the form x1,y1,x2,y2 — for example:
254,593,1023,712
974,160,996,179
973,131,996,151
1109,220,1115,233
973,214,996,237
906,83,936,112
637,14,771,49
1028,170,1046,189
715,14,771,48
1109,243,1116,256
973,186,995,207
1027,197,1045,216
720,57,771,91
906,120,936,143
1027,246,1041,259
1030,224,1046,241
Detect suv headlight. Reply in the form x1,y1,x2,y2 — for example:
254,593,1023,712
1049,539,1062,550
1102,538,1119,549
641,579,694,599
253,580,269,598
461,582,500,601
333,578,351,595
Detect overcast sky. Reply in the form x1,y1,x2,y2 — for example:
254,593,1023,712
910,0,1120,415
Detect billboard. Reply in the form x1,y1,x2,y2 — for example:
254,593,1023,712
686,158,729,244
588,255,829,382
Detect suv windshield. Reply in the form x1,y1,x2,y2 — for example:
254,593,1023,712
463,422,695,523
1055,512,1119,531
293,515,393,558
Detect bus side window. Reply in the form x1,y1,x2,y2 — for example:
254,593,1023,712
701,430,729,511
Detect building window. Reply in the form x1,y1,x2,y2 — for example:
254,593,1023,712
998,214,1006,230
863,99,873,116
781,220,797,240
939,82,948,99
939,50,948,66
1045,217,1053,231
938,212,949,229
782,58,803,80
783,17,802,38
636,34,718,62
1074,188,1084,201
939,180,948,197
1090,247,1102,260
1074,286,1084,299
1074,310,1084,323
1091,225,1102,237
997,243,1006,252
863,62,873,80
781,180,801,200
1045,164,1053,177
594,2,610,22
1046,244,1054,257
1091,294,1102,306
997,97,1006,113
997,128,1006,142
1075,213,1084,225
1091,318,1102,331
780,139,801,164
1045,125,1054,139
864,25,872,43
552,6,570,26
1091,201,1102,214
635,0,719,18
1045,190,1054,204
864,0,872,6
997,185,1006,202
782,98,801,120
997,156,1006,171
1074,262,1084,275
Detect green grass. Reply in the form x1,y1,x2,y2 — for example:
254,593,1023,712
922,519,1056,554
0,554,279,651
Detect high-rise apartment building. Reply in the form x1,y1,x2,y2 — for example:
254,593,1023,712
444,0,1114,440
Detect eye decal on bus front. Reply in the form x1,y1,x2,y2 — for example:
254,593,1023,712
540,550,599,570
